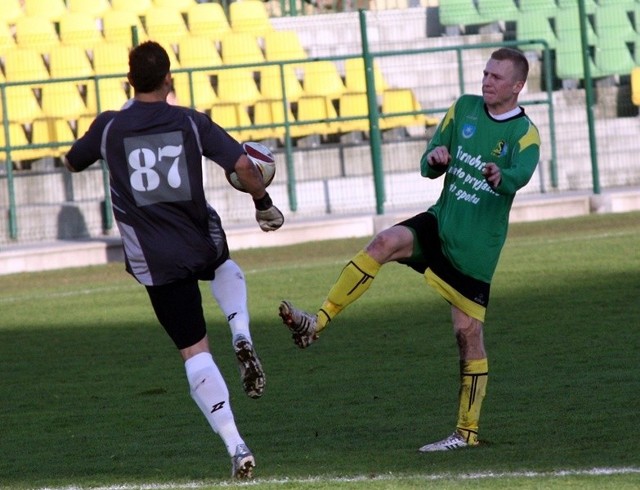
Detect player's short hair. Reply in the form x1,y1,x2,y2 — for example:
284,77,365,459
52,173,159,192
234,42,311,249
128,41,171,93
490,47,529,82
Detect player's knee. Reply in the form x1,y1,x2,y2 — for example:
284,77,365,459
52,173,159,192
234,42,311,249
366,227,412,262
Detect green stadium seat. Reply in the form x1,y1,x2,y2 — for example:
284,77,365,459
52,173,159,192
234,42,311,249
516,10,557,50
517,0,556,15
593,4,636,43
438,0,483,27
593,39,635,77
476,0,519,24
554,41,599,80
554,6,597,46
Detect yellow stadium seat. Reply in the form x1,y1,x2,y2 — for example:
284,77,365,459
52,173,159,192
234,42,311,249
0,122,48,162
14,16,61,54
41,82,89,121
102,9,148,47
379,88,437,130
24,0,67,22
48,45,95,80
91,42,130,75
172,72,218,111
59,12,104,49
0,22,17,53
229,0,273,38
344,58,388,95
177,36,222,73
220,32,265,66
0,0,24,26
110,0,153,16
152,0,196,14
67,0,112,17
259,65,304,102
3,47,49,83
210,102,254,141
144,7,189,46
252,99,296,141
186,2,231,41
338,92,371,134
86,79,129,113
263,30,307,63
292,95,341,138
0,86,45,124
31,118,77,157
631,67,640,106
215,68,262,106
300,61,346,101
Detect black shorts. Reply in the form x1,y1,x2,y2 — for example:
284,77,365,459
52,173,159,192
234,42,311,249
396,211,490,319
145,278,207,350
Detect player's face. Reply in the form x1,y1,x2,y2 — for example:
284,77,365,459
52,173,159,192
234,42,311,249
482,58,523,114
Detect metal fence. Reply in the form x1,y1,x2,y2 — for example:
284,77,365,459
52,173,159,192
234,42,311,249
1,3,639,246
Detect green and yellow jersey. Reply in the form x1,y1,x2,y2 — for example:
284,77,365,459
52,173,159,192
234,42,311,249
421,94,540,283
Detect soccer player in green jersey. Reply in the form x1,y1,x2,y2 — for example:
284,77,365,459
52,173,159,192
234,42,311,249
279,47,540,451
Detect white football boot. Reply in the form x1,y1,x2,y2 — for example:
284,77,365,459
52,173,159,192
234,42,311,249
418,431,479,452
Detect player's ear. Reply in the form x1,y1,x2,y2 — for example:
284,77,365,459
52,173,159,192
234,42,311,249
513,79,525,94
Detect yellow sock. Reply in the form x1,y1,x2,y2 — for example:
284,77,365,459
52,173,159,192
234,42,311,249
456,358,488,445
316,250,381,332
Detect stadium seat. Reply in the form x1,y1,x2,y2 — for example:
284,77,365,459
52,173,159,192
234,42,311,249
91,42,130,75
516,10,557,50
186,2,231,42
41,83,89,121
67,0,112,17
0,22,17,54
291,95,341,138
3,47,50,83
631,67,640,106
152,0,196,14
14,16,61,54
229,0,274,38
0,86,45,124
144,7,190,46
220,32,266,66
210,102,254,141
337,92,371,134
263,30,308,63
59,12,104,49
300,61,346,101
379,88,437,131
102,9,148,46
215,68,262,106
593,37,635,78
556,0,597,14
476,0,519,23
554,6,597,45
23,0,67,22
259,65,304,103
554,41,599,80
48,45,95,80
593,4,635,43
252,99,296,141
0,0,24,26
344,58,388,95
110,0,152,16
177,36,223,74
517,0,556,15
172,72,218,111
31,118,77,157
86,79,129,113
438,0,484,28
0,121,49,162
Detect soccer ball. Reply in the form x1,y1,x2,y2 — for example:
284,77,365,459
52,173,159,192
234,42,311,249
226,141,276,192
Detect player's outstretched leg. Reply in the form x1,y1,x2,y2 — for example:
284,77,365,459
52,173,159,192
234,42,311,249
231,443,255,479
233,335,265,398
279,300,318,348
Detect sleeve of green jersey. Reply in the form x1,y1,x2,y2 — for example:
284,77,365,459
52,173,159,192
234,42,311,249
420,100,456,179
494,121,541,195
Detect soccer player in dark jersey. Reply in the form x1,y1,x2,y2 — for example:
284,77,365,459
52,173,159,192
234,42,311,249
279,47,540,452
64,41,284,479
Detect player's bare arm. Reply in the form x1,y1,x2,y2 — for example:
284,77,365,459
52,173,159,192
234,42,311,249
482,162,502,188
427,146,452,167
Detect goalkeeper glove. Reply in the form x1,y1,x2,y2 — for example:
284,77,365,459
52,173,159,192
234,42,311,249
254,193,284,232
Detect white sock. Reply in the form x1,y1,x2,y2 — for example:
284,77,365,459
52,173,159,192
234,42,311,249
185,352,244,456
210,259,252,343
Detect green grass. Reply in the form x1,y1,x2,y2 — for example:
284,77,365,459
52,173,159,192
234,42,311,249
1,212,639,489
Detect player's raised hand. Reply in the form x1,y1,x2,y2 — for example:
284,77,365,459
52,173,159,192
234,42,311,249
427,146,452,168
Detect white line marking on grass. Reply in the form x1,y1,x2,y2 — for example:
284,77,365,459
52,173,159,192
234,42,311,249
0,284,138,305
35,467,640,490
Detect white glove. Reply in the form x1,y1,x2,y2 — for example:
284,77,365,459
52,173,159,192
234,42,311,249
254,193,284,232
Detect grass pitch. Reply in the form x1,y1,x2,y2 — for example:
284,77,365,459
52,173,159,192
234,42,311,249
1,212,639,489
